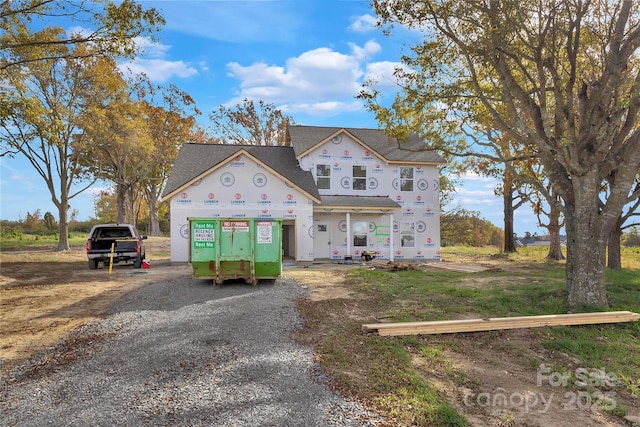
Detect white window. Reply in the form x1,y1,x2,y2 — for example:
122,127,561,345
353,165,366,191
353,221,368,247
400,167,413,191
400,222,415,247
316,164,331,190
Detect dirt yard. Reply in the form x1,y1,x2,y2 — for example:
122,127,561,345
0,240,189,367
1,243,638,426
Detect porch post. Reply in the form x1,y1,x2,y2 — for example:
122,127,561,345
389,213,394,262
346,212,351,259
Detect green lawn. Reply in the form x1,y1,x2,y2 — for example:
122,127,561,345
297,246,640,426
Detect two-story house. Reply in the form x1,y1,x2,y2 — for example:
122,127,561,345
161,125,445,263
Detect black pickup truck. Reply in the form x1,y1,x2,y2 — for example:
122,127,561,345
86,224,147,269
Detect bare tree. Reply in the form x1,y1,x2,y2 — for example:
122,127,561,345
209,98,294,146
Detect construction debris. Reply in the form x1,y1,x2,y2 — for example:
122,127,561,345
369,259,499,273
362,311,640,336
370,259,418,271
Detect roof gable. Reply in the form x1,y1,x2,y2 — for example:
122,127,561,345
287,125,446,164
161,143,321,201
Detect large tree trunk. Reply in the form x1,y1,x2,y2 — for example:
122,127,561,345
503,188,517,252
546,200,564,260
116,182,127,224
56,203,70,251
126,190,137,227
564,172,608,309
147,186,161,237
607,218,623,270
55,170,70,251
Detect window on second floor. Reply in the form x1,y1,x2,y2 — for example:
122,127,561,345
400,167,413,191
316,164,331,190
353,165,367,191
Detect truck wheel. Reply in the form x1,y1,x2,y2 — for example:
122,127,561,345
134,256,142,268
88,259,99,270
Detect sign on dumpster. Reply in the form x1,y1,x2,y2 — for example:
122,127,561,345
257,221,273,244
222,220,249,232
193,221,215,248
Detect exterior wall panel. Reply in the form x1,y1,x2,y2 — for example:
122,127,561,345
169,153,314,262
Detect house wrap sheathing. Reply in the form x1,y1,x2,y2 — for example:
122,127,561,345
161,125,445,263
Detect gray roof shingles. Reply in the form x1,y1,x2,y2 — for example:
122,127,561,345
162,125,444,203
161,143,320,200
287,125,445,164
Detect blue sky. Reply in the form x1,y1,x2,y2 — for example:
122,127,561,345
0,0,546,236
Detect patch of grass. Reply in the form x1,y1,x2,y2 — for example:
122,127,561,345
539,269,640,399
0,232,88,250
298,250,639,425
352,268,569,320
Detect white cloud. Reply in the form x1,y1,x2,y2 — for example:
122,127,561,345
454,188,498,204
461,170,496,182
118,37,198,83
132,37,171,59
225,42,390,115
284,101,364,115
365,60,408,89
348,14,378,33
349,40,381,60
120,59,198,83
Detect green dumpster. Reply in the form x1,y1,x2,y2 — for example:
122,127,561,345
254,219,282,280
188,218,282,285
189,218,218,279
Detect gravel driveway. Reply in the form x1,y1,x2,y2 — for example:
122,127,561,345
0,271,383,426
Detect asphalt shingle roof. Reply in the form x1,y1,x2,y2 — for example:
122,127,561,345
287,125,445,164
163,126,445,204
161,143,320,200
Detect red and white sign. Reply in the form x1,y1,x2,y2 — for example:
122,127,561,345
181,192,188,199
222,221,249,232
208,193,215,199
235,193,242,200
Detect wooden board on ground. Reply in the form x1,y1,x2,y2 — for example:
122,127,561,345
362,311,640,336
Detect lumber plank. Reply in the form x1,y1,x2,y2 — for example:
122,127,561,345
362,311,640,336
